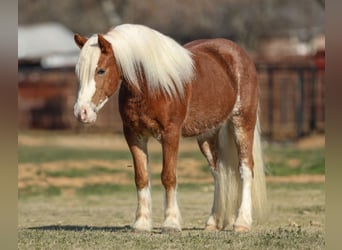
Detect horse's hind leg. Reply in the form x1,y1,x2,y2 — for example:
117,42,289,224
197,132,225,231
123,126,152,232
197,134,218,171
231,115,256,232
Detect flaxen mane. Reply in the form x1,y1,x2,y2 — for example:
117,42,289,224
77,24,195,97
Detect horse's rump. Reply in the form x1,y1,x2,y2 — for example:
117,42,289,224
182,39,258,137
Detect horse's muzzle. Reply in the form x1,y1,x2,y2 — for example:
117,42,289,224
74,103,97,124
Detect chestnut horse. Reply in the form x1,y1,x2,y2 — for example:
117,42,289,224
73,24,267,232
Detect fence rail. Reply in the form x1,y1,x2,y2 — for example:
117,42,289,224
256,61,324,140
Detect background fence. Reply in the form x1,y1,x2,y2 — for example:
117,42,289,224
18,56,324,141
257,59,324,140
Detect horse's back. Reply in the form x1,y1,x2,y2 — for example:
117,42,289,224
185,38,257,88
181,39,258,137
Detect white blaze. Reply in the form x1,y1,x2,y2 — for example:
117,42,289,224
74,35,101,123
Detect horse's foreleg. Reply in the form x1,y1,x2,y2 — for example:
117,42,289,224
161,128,182,232
123,127,152,232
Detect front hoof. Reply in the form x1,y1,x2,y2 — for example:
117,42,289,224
132,219,152,232
162,219,181,233
233,224,250,233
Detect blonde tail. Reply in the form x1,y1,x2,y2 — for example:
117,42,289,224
251,115,268,223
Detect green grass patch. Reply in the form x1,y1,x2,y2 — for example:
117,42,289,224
179,151,204,160
178,182,211,191
18,145,132,164
76,184,135,196
19,186,61,198
18,144,170,166
264,146,324,176
44,166,126,178
267,182,324,191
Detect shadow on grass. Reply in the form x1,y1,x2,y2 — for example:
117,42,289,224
27,225,132,232
27,225,204,233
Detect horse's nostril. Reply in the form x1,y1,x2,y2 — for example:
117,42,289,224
80,108,87,121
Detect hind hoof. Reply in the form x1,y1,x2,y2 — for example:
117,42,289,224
205,224,220,231
233,225,250,232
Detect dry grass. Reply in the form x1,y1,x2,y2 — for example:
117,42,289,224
18,183,325,249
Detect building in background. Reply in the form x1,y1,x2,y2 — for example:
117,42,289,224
18,22,79,68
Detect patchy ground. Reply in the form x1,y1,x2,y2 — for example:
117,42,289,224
18,131,325,249
18,131,325,151
18,131,325,194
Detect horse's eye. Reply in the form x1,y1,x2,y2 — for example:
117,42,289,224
97,69,106,75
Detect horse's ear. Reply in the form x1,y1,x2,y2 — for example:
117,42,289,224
98,34,111,54
74,34,88,49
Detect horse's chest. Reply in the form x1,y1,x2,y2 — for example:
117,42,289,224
119,97,162,138
118,85,188,139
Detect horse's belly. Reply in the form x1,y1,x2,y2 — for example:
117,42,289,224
181,102,233,137
181,82,236,137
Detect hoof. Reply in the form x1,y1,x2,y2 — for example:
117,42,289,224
204,224,219,231
162,218,181,233
132,220,152,233
233,225,250,233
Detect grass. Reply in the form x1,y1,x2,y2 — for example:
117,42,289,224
18,135,325,176
76,184,136,196
18,226,324,250
44,166,125,178
18,183,325,249
18,145,205,165
18,131,325,249
18,145,132,164
264,146,325,176
267,182,324,191
19,186,62,197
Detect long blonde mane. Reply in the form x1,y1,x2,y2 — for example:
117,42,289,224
77,24,195,97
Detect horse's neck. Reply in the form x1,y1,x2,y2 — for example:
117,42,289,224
122,79,141,94
118,79,150,109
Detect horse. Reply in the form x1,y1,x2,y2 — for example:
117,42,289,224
73,24,267,233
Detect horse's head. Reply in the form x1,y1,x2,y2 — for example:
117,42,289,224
73,33,121,123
